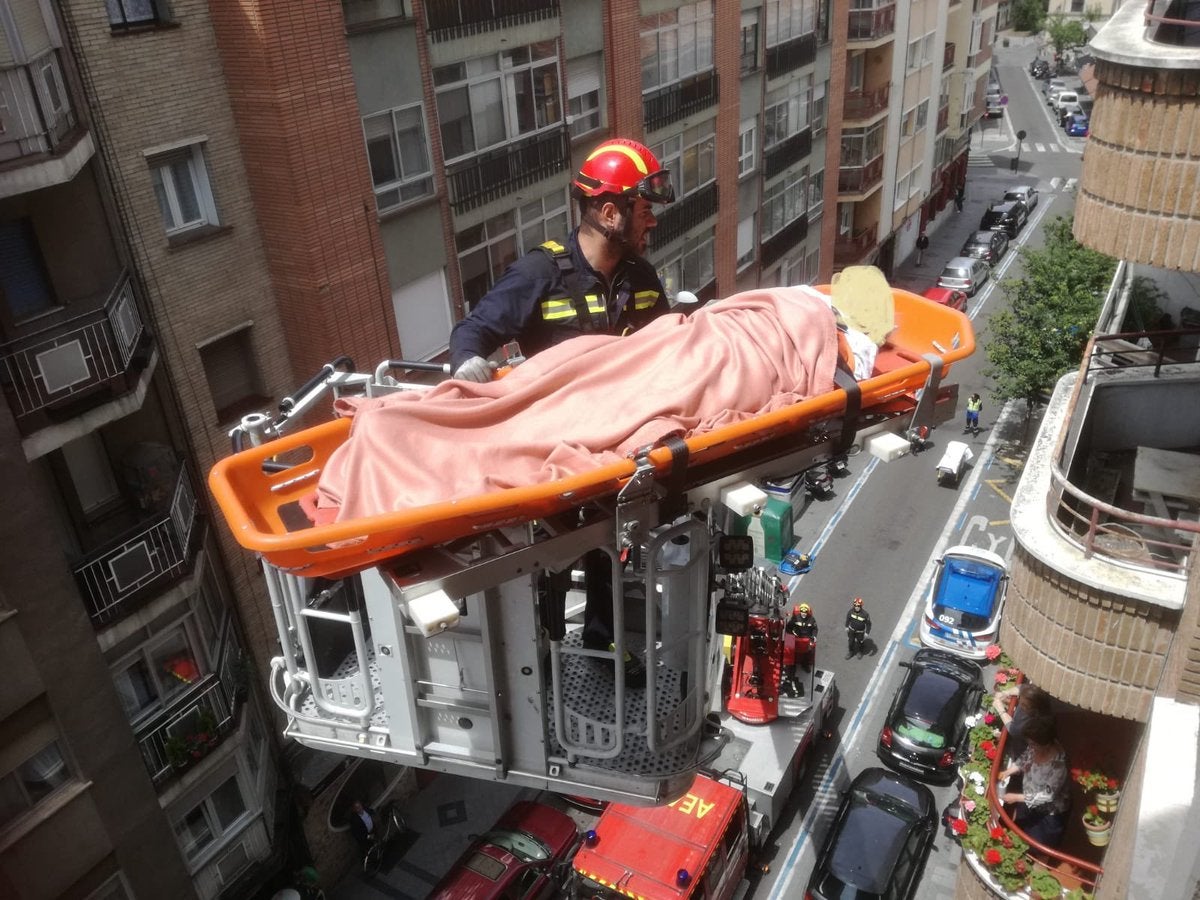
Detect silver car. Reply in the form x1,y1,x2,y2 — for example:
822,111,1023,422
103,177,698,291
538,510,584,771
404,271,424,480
937,256,990,297
1004,185,1038,210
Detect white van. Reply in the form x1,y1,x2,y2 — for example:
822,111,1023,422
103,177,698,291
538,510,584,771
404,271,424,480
1052,90,1079,112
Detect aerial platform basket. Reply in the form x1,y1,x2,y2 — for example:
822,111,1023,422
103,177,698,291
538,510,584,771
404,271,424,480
208,287,974,579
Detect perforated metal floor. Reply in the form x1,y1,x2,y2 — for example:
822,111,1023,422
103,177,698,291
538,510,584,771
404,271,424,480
546,631,702,776
297,649,390,728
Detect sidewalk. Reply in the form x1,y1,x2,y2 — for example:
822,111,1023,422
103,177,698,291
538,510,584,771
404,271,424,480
891,195,992,294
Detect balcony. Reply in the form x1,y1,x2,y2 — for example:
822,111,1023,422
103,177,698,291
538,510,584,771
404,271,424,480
837,154,884,195
937,103,950,133
423,0,558,42
0,52,88,199
445,128,569,215
833,223,878,266
765,33,817,80
843,84,890,121
0,273,149,433
764,129,813,180
847,3,896,42
761,216,809,268
944,41,957,68
74,465,201,627
643,70,718,133
653,183,718,248
969,44,993,69
342,0,412,30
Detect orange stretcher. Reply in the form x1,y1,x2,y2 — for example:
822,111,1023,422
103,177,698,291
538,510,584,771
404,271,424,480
208,287,974,578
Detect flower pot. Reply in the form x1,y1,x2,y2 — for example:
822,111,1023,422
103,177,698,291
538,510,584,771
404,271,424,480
1082,817,1112,847
1093,789,1120,813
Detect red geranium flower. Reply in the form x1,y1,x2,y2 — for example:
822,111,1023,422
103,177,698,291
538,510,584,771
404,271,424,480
1088,804,1099,816
1002,832,1013,848
1107,778,1119,790
1016,860,1027,874
990,826,1005,840
984,713,996,725
981,739,995,751
985,747,997,760
985,644,1002,661
985,848,1002,866
952,818,969,835
994,672,1009,686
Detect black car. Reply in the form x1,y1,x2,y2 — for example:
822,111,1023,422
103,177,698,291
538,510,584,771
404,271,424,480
806,767,937,900
877,648,984,784
979,200,1025,238
960,230,1009,265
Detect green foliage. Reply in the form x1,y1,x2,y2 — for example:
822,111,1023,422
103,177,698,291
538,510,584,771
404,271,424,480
1030,868,1065,898
1045,15,1089,56
984,217,1117,410
1123,274,1168,332
1012,0,1046,32
1065,888,1095,900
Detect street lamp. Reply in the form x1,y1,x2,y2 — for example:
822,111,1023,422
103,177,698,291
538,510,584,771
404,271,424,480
1012,129,1027,172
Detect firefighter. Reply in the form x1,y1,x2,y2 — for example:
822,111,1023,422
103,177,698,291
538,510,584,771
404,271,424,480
845,596,872,659
785,603,818,696
448,138,675,382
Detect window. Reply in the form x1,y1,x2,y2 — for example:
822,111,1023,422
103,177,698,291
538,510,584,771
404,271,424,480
736,214,756,269
766,0,816,46
811,81,827,134
838,202,854,236
393,268,453,361
656,232,714,301
149,143,218,236
808,168,825,218
434,42,562,163
640,2,714,92
901,105,917,137
846,54,865,92
173,775,247,861
652,120,715,202
762,168,808,239
199,326,265,424
840,122,885,166
105,0,171,28
112,621,207,722
456,188,568,309
764,76,811,150
37,56,67,117
906,38,922,70
916,99,930,132
567,56,602,139
740,10,760,72
0,218,57,323
738,119,757,177
0,741,69,828
363,103,434,213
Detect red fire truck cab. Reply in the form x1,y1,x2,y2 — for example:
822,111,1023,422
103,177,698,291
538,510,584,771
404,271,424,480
570,773,749,900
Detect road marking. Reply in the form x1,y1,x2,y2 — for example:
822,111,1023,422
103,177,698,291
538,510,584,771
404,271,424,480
1035,142,1046,152
985,478,1014,504
990,519,1011,526
1050,176,1063,190
1065,177,1078,191
768,401,1022,899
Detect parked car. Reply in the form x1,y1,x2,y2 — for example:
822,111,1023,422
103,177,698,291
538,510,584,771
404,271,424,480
877,649,984,784
960,229,1009,266
1066,113,1090,137
1052,90,1080,112
805,767,937,900
980,200,1025,237
918,545,1009,660
921,286,968,312
937,257,990,296
429,800,578,899
1043,78,1067,99
1003,185,1038,210
1030,59,1050,79
1058,101,1084,127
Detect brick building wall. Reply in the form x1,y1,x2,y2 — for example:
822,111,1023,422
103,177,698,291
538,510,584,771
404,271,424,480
604,0,645,140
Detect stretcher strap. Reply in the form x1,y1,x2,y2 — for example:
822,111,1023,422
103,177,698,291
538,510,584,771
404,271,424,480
833,361,861,456
655,432,689,520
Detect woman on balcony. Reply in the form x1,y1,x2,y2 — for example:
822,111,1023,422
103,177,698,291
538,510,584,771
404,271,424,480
996,716,1071,848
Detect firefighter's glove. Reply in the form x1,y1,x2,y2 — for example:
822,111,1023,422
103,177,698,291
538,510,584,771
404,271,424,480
453,356,493,383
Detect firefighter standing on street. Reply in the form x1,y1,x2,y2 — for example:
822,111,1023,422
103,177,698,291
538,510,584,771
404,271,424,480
845,597,872,659
448,139,676,687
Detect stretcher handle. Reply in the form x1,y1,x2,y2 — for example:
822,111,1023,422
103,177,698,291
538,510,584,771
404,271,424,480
379,359,453,376
279,356,356,414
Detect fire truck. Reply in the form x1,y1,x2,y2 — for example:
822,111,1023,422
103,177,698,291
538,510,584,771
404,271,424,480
207,284,972,809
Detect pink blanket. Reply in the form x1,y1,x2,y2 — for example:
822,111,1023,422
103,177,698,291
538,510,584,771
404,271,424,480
316,286,839,521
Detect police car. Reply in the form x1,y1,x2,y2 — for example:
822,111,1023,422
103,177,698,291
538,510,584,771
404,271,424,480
918,545,1008,660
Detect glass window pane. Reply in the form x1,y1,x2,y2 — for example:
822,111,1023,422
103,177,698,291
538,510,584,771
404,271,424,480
19,744,67,804
211,776,245,830
470,79,504,149
394,108,428,177
152,628,200,702
114,658,159,719
533,64,561,129
437,86,474,160
366,135,397,188
641,34,659,91
0,774,27,827
510,69,536,135
152,171,173,227
660,30,678,84
175,805,214,859
169,158,201,224
489,234,518,282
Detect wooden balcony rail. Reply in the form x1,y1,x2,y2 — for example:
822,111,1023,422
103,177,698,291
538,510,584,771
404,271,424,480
643,70,718,132
446,128,569,214
833,223,878,263
847,4,896,40
844,84,890,120
74,466,199,627
0,272,144,422
424,0,558,41
837,154,884,193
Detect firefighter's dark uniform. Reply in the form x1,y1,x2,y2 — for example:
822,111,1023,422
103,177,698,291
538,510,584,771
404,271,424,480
845,604,872,657
448,229,668,372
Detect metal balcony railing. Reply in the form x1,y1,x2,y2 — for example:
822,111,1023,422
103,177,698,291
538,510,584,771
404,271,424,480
765,33,817,80
445,128,569,215
1145,0,1200,46
1044,329,1200,580
643,70,718,132
653,183,718,248
424,0,558,42
833,223,878,264
761,216,809,268
944,42,957,68
847,4,896,40
342,0,412,29
74,466,200,627
136,674,238,785
764,129,813,180
837,154,884,194
843,84,890,121
0,52,78,163
0,273,145,423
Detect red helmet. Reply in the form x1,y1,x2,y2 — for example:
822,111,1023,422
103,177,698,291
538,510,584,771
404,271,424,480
573,139,674,204
853,597,864,608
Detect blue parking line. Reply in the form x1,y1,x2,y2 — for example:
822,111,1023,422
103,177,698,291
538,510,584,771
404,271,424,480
786,456,881,592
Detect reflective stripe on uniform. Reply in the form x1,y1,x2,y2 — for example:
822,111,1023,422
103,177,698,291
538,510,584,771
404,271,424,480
541,294,604,320
632,289,660,310
540,239,567,254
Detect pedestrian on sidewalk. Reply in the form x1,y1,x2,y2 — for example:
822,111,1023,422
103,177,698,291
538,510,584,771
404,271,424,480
916,231,929,266
954,183,965,213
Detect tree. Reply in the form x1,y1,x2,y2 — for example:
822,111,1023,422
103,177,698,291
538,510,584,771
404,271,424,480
984,218,1116,414
1044,15,1089,62
1012,0,1045,33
